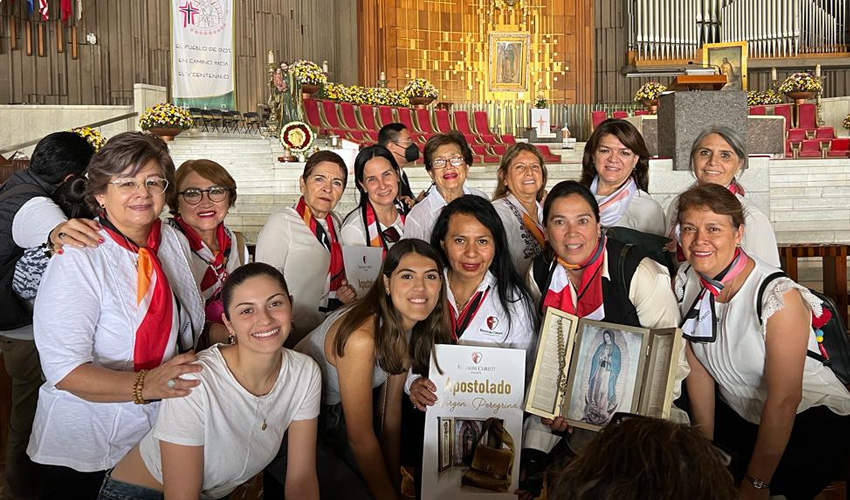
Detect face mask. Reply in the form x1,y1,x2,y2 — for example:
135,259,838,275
403,143,420,163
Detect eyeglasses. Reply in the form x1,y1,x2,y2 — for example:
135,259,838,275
109,177,169,195
431,156,465,169
178,186,231,205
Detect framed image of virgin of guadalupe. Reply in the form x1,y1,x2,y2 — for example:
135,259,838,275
488,32,530,92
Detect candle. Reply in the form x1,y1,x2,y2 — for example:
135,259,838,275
322,61,328,73
380,71,386,80
815,64,821,77
267,50,274,65
770,67,777,81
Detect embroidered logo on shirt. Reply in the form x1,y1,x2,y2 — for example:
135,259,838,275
487,316,499,330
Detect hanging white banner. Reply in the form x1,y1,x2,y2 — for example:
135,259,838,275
171,0,235,110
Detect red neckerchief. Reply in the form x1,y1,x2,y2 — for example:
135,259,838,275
362,201,405,257
296,196,345,312
542,236,606,319
172,216,231,296
102,217,174,371
448,287,491,342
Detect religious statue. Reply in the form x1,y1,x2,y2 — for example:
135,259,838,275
267,61,300,135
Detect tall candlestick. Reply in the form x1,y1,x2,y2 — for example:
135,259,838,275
770,67,777,82
267,50,274,65
815,64,821,77
380,71,386,80
322,60,328,73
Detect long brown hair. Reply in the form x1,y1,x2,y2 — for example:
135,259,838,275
332,239,451,375
580,119,650,192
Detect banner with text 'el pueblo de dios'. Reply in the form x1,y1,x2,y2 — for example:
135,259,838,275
171,0,235,110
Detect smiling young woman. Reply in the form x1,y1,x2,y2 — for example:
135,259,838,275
101,263,321,500
675,184,850,500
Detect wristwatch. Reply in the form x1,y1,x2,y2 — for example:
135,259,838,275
745,474,770,489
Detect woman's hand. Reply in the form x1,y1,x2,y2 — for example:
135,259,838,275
738,479,770,500
541,416,571,433
142,351,202,401
409,377,437,411
49,218,103,252
338,280,357,304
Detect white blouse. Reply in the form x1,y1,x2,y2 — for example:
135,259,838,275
28,224,204,472
599,189,667,237
340,207,405,248
255,207,341,338
493,194,544,279
401,184,488,244
677,258,850,424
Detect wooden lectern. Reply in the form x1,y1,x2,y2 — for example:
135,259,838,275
669,75,728,91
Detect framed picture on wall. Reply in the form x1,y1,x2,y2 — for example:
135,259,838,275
702,41,748,91
488,32,530,92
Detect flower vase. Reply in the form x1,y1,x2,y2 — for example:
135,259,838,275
642,99,659,115
149,127,183,142
410,97,435,110
785,91,815,106
300,83,320,100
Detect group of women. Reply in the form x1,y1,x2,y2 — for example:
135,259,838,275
19,120,850,500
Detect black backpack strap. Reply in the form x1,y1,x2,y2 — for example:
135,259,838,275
606,238,643,298
617,242,632,296
756,271,789,326
532,254,555,316
755,270,828,365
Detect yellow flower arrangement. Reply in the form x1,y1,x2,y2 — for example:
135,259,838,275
779,72,822,94
634,81,666,102
290,60,328,86
139,103,193,131
402,78,438,99
320,82,409,106
69,127,107,152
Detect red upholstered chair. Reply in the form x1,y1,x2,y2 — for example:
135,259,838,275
359,105,379,131
612,111,629,119
365,130,379,142
785,139,795,159
434,109,453,133
455,110,498,144
749,105,767,115
378,106,396,127
471,144,499,163
462,133,481,145
787,128,807,148
798,139,823,158
826,138,850,158
415,108,437,135
473,111,501,139
774,104,793,130
535,145,561,163
591,110,608,130
321,100,343,129
501,134,517,144
394,107,426,143
302,98,328,134
339,102,363,130
815,127,836,144
491,143,508,155
634,110,649,116
798,103,817,133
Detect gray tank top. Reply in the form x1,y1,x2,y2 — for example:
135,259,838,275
295,308,388,405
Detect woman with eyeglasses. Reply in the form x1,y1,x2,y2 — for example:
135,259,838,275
341,146,406,253
401,133,488,244
256,151,357,345
28,132,205,498
167,159,248,348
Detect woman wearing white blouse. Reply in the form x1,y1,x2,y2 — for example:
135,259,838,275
579,119,666,237
402,133,487,243
492,143,549,278
341,145,406,252
675,184,849,499
256,151,357,344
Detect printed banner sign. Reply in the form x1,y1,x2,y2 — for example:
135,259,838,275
422,344,525,500
171,0,235,110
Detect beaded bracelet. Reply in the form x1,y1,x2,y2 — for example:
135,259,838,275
133,369,149,405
